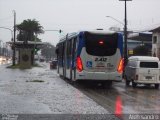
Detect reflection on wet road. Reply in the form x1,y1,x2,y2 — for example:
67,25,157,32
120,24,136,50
72,80,160,114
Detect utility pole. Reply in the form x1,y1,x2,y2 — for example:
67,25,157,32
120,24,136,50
124,0,128,67
12,10,16,66
0,40,2,56
119,0,132,67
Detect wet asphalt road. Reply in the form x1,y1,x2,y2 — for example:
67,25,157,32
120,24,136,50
74,81,160,114
0,61,160,120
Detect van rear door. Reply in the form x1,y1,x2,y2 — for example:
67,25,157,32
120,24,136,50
138,61,159,81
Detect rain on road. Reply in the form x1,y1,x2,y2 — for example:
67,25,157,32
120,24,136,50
0,61,160,120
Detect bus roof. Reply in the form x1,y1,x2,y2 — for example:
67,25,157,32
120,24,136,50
57,30,120,45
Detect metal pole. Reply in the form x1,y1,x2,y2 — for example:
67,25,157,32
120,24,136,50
124,0,128,67
119,0,132,66
12,10,16,66
0,40,1,56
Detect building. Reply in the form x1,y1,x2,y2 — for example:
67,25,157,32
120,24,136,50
150,26,160,59
128,32,152,56
7,41,46,68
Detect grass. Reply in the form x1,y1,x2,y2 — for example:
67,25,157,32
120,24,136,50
7,64,22,69
26,80,44,82
7,63,42,69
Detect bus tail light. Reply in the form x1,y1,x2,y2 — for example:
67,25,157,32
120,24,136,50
117,58,124,74
76,56,83,72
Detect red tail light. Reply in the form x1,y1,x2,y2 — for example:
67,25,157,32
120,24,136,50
99,40,104,45
117,58,124,74
76,57,83,72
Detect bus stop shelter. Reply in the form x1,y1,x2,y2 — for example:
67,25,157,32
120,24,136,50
7,41,46,68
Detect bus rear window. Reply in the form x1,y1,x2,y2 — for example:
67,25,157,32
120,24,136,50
140,62,158,68
84,32,118,56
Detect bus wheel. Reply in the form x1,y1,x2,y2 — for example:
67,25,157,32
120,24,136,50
132,81,137,88
125,80,130,86
70,70,72,81
155,84,159,89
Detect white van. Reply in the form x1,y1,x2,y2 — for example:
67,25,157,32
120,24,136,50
124,56,160,89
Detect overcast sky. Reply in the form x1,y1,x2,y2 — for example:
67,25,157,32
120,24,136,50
0,0,160,46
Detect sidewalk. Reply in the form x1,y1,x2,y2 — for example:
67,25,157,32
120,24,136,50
0,62,109,114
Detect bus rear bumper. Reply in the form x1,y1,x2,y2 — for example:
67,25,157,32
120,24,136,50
76,71,122,81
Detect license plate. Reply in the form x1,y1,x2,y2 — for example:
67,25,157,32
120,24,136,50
145,76,152,79
96,62,105,67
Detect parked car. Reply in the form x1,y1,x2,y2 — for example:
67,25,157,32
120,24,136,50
39,58,45,62
124,56,160,89
50,60,57,69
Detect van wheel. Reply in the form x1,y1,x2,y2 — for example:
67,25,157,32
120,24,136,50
132,81,137,88
155,84,159,89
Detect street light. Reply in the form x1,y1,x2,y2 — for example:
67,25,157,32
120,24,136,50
0,27,13,58
119,0,132,67
106,16,124,32
45,29,63,33
106,16,124,26
0,27,13,39
45,29,63,41
106,16,134,33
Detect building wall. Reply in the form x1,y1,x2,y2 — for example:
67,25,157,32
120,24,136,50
152,32,160,59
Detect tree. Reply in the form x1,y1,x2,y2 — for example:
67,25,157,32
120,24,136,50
41,43,56,61
16,19,44,65
16,19,44,42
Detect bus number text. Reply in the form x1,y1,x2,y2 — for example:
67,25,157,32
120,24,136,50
95,58,107,62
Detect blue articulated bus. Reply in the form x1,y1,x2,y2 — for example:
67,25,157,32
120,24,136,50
56,31,123,86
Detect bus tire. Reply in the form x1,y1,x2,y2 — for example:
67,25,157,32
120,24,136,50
155,84,159,89
70,69,72,81
126,80,130,86
132,81,137,88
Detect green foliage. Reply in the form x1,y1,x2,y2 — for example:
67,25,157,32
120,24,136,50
16,19,44,42
26,80,44,82
133,45,150,56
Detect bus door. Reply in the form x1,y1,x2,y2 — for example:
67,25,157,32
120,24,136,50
71,37,77,80
63,41,67,78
